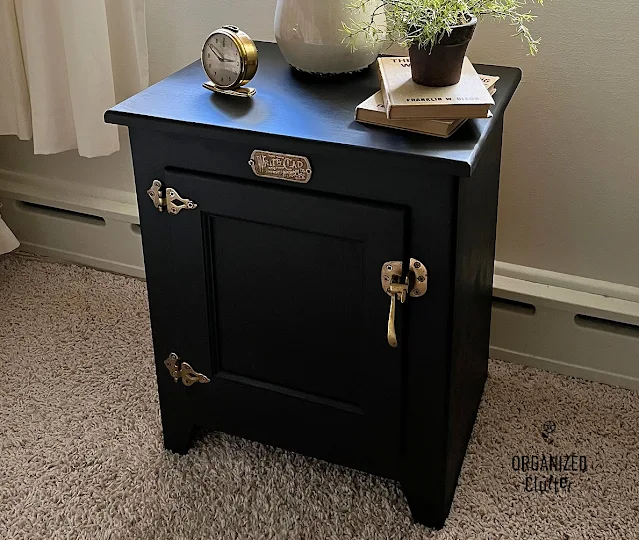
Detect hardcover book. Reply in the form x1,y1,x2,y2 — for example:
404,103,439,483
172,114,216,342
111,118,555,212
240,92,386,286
378,57,495,120
356,76,498,138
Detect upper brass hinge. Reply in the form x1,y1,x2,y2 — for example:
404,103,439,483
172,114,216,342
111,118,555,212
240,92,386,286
164,353,210,386
147,180,198,215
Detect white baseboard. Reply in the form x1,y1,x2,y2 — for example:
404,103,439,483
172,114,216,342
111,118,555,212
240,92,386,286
495,260,639,305
0,168,144,278
0,168,138,222
12,237,145,278
1,167,638,390
491,274,639,391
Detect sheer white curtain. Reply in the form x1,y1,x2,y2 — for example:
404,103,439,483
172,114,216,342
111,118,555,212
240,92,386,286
0,0,148,253
0,0,149,157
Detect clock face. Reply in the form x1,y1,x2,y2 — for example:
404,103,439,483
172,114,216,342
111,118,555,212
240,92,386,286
202,32,243,88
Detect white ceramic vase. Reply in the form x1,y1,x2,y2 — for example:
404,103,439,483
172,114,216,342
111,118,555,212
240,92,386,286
274,0,384,75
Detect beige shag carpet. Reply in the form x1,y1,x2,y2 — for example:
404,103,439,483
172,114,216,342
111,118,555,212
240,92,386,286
1,253,638,540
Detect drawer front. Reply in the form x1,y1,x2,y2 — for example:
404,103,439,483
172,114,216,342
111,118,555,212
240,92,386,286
160,168,408,477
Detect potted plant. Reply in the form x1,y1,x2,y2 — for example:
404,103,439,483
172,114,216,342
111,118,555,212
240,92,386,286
343,0,545,86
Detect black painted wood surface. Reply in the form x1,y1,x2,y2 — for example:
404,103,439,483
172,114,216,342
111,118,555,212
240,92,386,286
106,42,520,529
106,42,520,177
166,169,407,478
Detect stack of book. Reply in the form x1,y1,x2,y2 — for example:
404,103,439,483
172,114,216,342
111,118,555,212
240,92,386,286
356,57,499,138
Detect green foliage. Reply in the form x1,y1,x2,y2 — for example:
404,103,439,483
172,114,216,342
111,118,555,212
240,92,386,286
343,0,545,55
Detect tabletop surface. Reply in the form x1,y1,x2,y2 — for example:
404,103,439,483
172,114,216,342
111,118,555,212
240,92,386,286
106,42,521,176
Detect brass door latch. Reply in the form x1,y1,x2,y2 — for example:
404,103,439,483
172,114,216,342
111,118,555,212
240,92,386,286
164,353,210,386
147,180,198,215
381,259,428,348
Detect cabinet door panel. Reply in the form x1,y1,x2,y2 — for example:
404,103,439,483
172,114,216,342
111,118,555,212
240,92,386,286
164,169,407,477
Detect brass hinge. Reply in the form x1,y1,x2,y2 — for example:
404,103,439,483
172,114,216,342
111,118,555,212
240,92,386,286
163,353,210,386
147,180,198,215
381,258,428,348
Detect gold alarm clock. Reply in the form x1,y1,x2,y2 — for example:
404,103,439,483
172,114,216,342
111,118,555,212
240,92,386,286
201,25,258,98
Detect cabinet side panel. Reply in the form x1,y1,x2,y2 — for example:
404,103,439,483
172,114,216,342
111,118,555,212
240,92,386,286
445,118,504,509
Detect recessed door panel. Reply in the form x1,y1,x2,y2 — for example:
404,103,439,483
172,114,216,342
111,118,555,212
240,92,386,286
209,215,364,404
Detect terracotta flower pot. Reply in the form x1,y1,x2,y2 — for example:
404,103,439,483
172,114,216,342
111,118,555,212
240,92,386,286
408,16,477,87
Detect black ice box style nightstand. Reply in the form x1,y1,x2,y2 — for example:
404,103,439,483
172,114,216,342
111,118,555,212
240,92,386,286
106,42,520,528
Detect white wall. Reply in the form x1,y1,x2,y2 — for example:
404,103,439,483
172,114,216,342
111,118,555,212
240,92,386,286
468,2,639,289
1,0,638,288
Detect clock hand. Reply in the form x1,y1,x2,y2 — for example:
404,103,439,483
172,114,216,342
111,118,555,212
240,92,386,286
209,44,236,63
208,44,224,61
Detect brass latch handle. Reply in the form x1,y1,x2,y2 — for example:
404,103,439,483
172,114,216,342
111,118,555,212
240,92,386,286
388,292,397,347
381,259,428,348
387,281,408,348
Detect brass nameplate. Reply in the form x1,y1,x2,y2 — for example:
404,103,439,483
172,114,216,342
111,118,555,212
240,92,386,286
249,150,312,183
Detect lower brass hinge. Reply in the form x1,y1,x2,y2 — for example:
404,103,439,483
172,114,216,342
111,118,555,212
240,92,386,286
164,353,210,386
148,180,198,215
